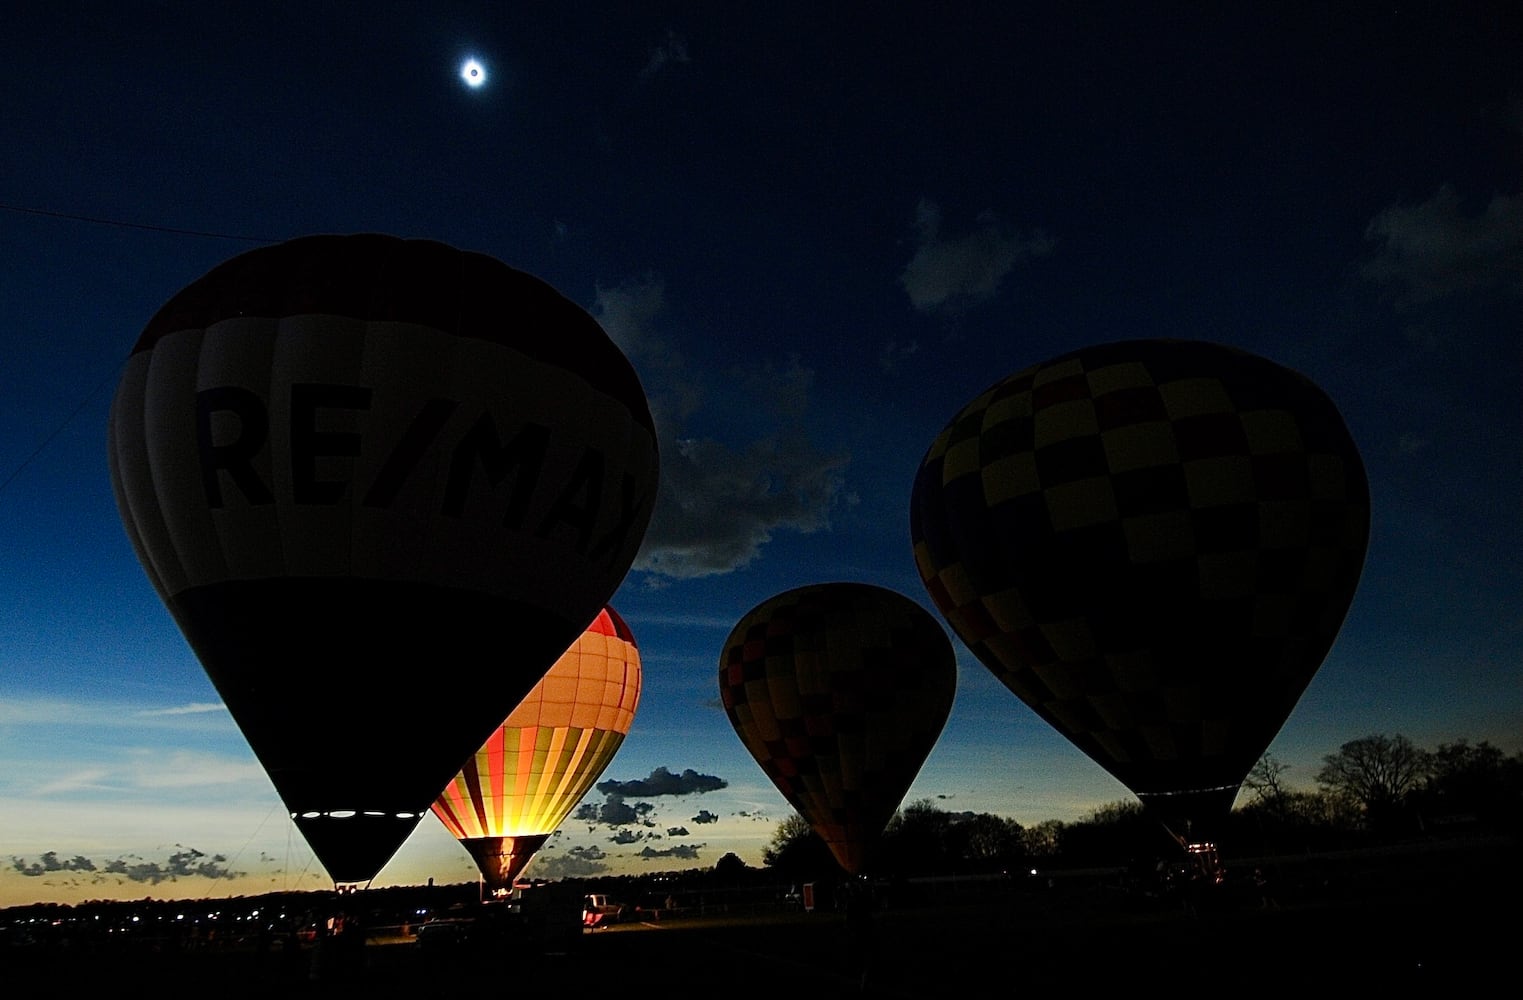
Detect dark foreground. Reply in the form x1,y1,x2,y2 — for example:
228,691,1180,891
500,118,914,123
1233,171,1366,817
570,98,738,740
9,838,1515,996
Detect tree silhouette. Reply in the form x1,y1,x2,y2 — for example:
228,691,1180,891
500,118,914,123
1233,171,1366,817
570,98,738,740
713,852,748,880
740,732,1521,885
1244,750,1293,802
1415,739,1523,830
761,813,837,879
947,812,1027,872
1316,734,1431,833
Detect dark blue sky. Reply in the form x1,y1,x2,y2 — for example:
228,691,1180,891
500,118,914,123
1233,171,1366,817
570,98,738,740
2,3,1518,904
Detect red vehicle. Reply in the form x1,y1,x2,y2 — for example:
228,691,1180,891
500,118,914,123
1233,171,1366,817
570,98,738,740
582,894,629,928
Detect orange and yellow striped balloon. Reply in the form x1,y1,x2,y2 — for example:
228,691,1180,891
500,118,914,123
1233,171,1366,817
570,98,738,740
433,606,641,894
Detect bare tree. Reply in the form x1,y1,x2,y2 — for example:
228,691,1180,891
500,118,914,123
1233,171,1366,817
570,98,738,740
1240,750,1300,840
1243,751,1293,802
1316,733,1431,830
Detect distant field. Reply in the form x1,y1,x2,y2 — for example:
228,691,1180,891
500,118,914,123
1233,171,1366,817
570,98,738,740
8,837,1514,995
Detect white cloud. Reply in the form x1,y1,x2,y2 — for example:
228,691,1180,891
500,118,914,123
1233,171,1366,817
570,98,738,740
33,768,114,796
26,750,264,797
635,432,847,580
899,199,1054,313
593,275,671,365
592,279,850,582
0,696,258,803
137,702,225,717
126,749,267,790
0,696,225,727
1363,185,1523,303
640,28,691,80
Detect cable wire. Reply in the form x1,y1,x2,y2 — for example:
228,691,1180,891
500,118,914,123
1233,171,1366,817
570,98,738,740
0,201,281,244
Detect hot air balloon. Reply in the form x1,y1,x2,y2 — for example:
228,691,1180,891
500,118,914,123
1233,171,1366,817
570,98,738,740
432,605,642,897
107,233,658,886
909,338,1369,848
719,582,957,876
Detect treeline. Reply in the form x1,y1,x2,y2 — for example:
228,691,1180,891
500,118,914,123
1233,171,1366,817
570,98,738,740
762,734,1523,879
7,734,1516,928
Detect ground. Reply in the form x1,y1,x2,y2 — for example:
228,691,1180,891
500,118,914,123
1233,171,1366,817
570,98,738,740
6,837,1514,996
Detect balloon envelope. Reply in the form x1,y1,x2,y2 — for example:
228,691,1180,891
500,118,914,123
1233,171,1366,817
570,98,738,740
719,582,957,875
432,606,642,895
910,338,1369,842
108,234,658,884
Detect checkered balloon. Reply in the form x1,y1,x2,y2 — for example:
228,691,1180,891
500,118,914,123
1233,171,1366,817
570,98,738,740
909,339,1369,839
719,582,957,875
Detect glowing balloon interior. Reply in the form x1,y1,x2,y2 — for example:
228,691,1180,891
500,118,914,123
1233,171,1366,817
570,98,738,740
108,233,658,885
433,606,642,895
719,582,957,876
910,338,1369,843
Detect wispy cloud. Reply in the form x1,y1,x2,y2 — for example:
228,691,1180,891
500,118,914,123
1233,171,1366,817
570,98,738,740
900,199,1054,314
137,702,225,717
0,696,229,729
34,768,114,796
1363,185,1523,304
639,28,691,81
128,749,266,789
28,750,265,796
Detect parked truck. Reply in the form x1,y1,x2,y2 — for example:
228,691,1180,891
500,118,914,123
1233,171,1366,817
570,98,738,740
581,893,630,928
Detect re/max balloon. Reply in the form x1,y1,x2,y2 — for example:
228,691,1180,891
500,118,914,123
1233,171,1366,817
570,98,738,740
719,582,957,876
909,338,1369,843
107,234,659,885
433,606,642,896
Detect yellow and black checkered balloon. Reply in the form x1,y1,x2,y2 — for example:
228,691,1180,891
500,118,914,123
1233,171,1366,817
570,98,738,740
719,582,957,875
909,339,1369,838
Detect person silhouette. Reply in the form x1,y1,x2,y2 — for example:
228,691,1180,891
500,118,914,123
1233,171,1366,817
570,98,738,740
1254,868,1280,910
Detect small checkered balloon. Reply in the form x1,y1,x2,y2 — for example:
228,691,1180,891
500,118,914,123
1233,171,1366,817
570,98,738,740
909,339,1369,840
719,582,957,876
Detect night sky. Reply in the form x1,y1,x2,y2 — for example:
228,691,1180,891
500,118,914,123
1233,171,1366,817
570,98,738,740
2,3,1519,906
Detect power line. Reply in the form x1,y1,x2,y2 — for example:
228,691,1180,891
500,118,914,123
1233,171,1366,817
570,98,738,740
0,200,281,500
0,201,281,244
0,361,123,499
